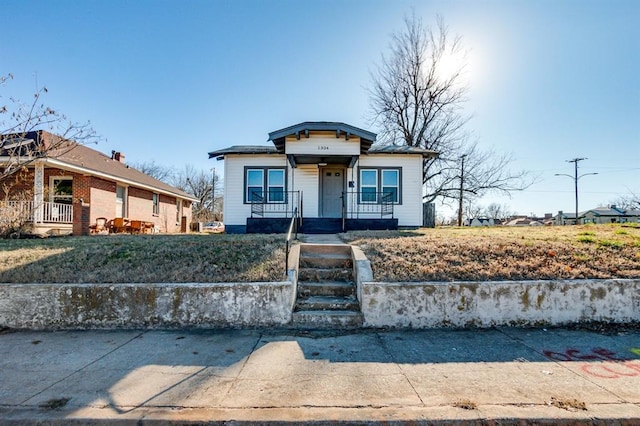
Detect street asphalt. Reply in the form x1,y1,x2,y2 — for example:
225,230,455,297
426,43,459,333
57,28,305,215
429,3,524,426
0,326,639,425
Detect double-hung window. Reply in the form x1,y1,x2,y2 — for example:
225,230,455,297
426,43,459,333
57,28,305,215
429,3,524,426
245,167,286,203
267,169,285,202
51,177,73,205
359,167,401,204
152,193,159,215
360,169,378,203
381,169,399,203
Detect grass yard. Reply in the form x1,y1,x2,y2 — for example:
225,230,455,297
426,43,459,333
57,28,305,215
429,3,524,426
0,234,286,283
342,223,640,282
0,224,638,283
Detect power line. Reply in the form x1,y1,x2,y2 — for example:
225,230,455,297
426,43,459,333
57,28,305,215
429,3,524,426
554,158,598,225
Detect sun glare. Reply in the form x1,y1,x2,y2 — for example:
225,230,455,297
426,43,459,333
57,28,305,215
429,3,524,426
436,50,468,83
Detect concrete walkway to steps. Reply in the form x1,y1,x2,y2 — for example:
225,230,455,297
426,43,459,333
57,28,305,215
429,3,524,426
299,233,345,244
1,327,639,425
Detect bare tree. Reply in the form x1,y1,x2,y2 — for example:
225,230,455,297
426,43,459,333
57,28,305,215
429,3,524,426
0,74,98,184
172,165,222,222
463,201,484,222
130,160,175,183
485,202,512,221
609,192,639,210
369,14,531,207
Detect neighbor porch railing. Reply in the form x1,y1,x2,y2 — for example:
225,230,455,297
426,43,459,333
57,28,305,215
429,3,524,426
250,190,302,219
0,200,73,224
341,191,395,219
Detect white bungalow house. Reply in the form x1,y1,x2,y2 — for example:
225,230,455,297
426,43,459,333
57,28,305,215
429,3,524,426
208,122,437,233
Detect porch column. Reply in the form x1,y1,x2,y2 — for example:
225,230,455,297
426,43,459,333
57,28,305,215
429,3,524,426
33,162,44,224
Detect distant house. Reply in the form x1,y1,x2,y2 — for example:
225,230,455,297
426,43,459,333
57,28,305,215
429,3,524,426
553,211,577,226
504,217,543,226
464,217,495,227
209,121,437,233
580,205,640,224
0,131,198,235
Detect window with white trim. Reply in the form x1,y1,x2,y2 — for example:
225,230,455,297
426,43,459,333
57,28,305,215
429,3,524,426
50,177,73,205
152,193,159,215
244,167,286,203
358,167,402,204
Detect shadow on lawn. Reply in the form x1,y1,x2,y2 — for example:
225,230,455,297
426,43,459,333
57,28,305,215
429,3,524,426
0,234,286,283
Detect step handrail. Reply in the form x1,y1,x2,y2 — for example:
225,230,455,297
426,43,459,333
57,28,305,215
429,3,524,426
285,207,299,275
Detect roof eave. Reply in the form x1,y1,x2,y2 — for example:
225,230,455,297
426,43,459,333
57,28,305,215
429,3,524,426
268,121,377,144
44,158,199,202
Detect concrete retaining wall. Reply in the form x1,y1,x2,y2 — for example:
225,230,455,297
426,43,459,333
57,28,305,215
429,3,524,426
360,279,640,328
0,282,294,330
1,241,637,330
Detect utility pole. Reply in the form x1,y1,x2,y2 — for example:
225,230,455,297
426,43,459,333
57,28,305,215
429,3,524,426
457,154,466,227
555,158,597,225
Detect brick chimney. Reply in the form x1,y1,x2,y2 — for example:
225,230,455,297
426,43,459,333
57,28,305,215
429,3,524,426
111,150,125,163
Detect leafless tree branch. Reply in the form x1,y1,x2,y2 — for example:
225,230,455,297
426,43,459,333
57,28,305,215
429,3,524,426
1,73,99,183
368,13,533,208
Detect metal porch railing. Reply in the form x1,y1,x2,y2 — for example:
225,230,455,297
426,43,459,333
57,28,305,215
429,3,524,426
341,191,395,219
250,190,302,219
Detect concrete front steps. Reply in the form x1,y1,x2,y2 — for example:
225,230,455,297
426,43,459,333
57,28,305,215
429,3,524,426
292,244,363,329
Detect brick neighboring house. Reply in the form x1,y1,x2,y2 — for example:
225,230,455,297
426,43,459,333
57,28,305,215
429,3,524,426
0,131,198,236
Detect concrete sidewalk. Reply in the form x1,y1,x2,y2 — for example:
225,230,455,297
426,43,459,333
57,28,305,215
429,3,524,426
0,327,639,425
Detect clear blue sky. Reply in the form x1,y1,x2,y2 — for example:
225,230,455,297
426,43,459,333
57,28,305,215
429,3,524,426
2,0,638,219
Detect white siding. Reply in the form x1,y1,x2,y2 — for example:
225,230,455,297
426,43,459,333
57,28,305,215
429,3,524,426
223,154,288,226
291,165,319,217
223,152,424,227
356,154,424,227
285,132,360,156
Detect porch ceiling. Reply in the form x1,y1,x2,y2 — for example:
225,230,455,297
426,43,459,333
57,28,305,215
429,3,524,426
287,154,356,168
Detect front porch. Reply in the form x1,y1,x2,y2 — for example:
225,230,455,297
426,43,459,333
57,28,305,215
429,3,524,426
0,201,73,236
244,190,397,234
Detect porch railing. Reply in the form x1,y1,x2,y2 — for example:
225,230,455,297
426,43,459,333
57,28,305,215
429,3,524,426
341,191,395,219
0,201,74,224
284,207,299,275
250,190,302,219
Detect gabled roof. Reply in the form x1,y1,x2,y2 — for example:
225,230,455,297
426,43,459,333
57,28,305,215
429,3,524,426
581,206,625,216
1,131,197,202
268,121,377,154
208,145,278,158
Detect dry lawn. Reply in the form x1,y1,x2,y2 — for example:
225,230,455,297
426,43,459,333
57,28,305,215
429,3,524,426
1,224,638,283
0,234,285,283
341,224,640,282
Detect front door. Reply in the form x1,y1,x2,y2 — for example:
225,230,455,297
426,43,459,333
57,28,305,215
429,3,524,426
321,168,344,218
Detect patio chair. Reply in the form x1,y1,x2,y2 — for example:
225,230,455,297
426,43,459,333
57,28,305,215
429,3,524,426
112,217,128,233
89,217,108,234
129,220,143,234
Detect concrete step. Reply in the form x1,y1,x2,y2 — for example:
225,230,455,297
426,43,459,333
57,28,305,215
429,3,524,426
300,243,352,257
298,267,353,282
299,252,353,269
291,310,364,329
297,281,356,298
295,295,359,312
